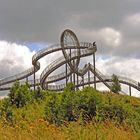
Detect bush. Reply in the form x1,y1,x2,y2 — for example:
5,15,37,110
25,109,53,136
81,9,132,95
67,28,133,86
44,86,101,125
45,90,76,124
0,98,13,124
99,104,128,123
33,86,46,100
8,81,31,108
64,82,75,92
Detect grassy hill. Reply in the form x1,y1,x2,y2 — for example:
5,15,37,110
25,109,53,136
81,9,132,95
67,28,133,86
0,82,140,140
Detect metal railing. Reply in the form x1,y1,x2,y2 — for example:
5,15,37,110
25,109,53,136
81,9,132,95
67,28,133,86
0,39,139,94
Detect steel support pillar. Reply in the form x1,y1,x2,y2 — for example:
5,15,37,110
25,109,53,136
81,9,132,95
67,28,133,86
73,73,75,89
88,70,90,87
26,77,28,84
82,76,84,89
33,66,36,91
46,83,48,90
70,49,72,83
129,85,131,96
70,74,72,83
73,59,76,90
66,63,68,86
93,53,96,89
76,72,79,90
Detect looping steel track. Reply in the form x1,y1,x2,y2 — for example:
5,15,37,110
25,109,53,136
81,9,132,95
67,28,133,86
0,29,140,95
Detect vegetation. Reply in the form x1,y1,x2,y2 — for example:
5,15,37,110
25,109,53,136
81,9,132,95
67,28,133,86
0,82,140,139
9,81,31,108
111,74,121,93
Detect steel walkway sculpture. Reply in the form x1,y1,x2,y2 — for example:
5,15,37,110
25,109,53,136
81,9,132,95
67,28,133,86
0,29,140,96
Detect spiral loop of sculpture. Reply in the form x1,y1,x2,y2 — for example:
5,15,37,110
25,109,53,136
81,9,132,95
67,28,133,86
61,29,80,72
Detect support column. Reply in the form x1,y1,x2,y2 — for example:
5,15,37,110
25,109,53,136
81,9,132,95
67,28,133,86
93,52,96,89
33,66,36,91
76,72,79,90
70,74,72,83
129,85,131,96
73,73,75,87
46,82,48,90
66,63,68,86
70,49,72,83
73,60,76,90
88,70,90,87
26,77,28,83
82,76,84,89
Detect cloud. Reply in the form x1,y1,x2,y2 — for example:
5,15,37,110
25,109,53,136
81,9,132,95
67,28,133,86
0,41,36,96
95,56,140,96
98,28,121,47
109,13,140,58
0,0,139,43
0,40,65,82
0,41,35,79
125,13,140,27
0,0,139,59
122,13,140,42
62,27,122,56
97,56,140,81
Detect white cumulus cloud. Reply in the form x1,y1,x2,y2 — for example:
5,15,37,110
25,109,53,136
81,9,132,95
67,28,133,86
98,28,121,47
0,41,35,79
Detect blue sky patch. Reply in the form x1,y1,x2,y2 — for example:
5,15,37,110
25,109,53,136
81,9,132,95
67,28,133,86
24,42,48,51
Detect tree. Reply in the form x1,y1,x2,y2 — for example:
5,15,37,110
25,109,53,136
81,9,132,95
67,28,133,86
111,74,121,93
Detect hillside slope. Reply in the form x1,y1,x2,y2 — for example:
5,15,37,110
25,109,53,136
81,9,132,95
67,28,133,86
0,83,140,140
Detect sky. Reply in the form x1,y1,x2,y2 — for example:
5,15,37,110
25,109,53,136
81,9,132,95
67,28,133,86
0,0,140,97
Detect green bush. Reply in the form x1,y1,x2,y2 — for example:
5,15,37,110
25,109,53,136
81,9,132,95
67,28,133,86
33,86,46,100
45,86,101,125
98,104,128,123
0,98,13,124
44,85,140,133
8,81,31,108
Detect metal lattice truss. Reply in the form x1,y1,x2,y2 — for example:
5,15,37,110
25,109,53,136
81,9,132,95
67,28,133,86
0,29,140,96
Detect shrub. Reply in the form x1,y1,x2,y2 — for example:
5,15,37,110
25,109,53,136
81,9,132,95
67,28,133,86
44,86,102,125
33,86,46,100
0,98,13,124
8,81,31,108
99,104,128,123
64,82,75,92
